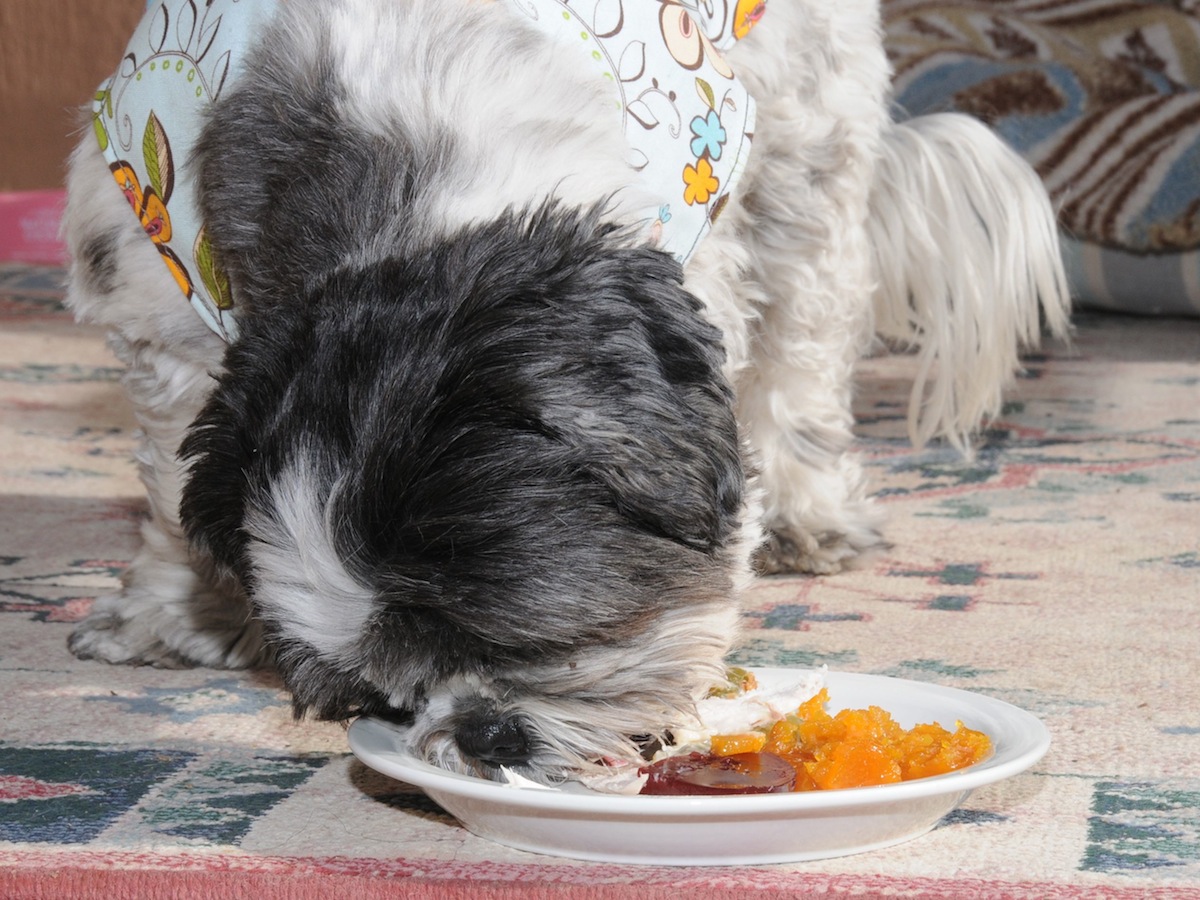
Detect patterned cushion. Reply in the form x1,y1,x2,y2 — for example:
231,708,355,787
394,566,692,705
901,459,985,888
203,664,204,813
884,0,1200,316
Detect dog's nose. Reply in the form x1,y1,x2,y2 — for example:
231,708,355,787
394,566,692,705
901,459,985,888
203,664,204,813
454,713,532,766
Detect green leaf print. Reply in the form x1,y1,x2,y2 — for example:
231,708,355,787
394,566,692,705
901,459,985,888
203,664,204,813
92,116,109,154
92,90,112,153
95,88,112,118
194,228,234,311
696,78,716,112
142,113,175,204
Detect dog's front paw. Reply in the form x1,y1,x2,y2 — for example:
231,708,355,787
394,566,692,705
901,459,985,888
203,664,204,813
68,610,192,668
753,526,886,576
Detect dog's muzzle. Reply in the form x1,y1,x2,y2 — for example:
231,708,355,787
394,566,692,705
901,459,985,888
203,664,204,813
453,710,533,767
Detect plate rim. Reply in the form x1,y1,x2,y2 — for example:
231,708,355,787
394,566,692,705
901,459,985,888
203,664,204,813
348,668,1051,815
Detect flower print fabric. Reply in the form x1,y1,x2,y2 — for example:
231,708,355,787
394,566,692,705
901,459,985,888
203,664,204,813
94,0,763,343
93,0,279,342
690,110,728,161
683,157,720,206
509,0,763,264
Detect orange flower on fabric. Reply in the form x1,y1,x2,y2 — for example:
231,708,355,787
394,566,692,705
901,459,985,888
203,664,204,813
682,157,719,206
733,0,767,40
110,162,172,244
110,161,192,297
140,191,172,243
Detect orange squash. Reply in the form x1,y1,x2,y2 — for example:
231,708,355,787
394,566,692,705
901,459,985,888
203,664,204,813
709,688,990,792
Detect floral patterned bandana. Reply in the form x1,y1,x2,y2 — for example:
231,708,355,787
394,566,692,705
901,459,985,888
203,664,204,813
93,0,279,342
93,0,764,343
511,0,764,262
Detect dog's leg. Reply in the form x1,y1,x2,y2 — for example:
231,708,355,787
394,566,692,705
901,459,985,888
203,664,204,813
63,140,265,669
733,225,886,577
717,3,892,575
732,188,887,574
67,336,265,668
737,315,884,577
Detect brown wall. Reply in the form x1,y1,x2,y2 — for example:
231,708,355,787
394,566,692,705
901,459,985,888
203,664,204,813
0,0,145,191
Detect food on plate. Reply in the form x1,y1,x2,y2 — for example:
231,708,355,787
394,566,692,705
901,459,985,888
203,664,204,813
756,688,991,790
639,669,992,795
496,668,992,795
641,751,795,795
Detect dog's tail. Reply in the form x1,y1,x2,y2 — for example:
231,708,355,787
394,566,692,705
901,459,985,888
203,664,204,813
866,112,1071,452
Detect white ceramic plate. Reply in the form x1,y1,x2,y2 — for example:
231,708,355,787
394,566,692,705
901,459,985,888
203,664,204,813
348,668,1050,865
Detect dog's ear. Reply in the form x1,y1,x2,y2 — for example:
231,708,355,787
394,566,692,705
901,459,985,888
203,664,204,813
177,358,261,576
178,310,318,577
552,245,744,555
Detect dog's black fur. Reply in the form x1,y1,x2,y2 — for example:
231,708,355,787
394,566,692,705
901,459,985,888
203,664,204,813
179,204,745,723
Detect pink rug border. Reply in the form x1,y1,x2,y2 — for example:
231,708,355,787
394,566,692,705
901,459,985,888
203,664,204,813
2,850,1195,899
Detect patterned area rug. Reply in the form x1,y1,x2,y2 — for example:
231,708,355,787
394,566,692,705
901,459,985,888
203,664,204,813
1,262,1198,898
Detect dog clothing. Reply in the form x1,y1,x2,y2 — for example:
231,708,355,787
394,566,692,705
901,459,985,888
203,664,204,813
93,0,764,342
92,0,279,340
509,0,763,264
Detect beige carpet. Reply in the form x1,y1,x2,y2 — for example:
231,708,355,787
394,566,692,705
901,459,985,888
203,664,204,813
1,262,1198,898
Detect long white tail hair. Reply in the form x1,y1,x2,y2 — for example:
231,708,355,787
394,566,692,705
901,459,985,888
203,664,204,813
867,113,1072,452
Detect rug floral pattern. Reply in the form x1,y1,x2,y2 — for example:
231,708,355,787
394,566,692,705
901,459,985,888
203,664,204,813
1,263,1198,896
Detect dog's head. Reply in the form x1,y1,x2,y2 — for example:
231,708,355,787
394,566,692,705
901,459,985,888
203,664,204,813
180,206,746,779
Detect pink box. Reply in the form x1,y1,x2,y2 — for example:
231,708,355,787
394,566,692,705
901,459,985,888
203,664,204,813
0,190,68,265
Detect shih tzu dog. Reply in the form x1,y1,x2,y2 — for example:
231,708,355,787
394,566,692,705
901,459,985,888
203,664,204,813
63,0,1069,780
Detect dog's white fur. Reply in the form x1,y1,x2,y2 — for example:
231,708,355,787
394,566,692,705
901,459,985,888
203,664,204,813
63,0,1069,777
